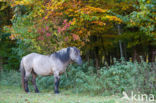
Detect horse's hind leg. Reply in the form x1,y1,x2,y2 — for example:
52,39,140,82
32,71,39,93
24,71,31,92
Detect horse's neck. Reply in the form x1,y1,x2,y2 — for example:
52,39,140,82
63,59,71,67
50,54,71,66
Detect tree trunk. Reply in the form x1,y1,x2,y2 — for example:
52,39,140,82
133,48,137,61
148,45,156,62
152,50,156,62
0,56,2,71
117,24,123,58
95,47,99,70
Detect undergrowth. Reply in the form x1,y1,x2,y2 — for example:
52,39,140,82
0,59,155,96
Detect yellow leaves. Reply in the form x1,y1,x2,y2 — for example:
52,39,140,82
146,0,151,3
43,0,65,18
70,18,76,25
129,19,137,26
39,9,44,16
9,33,20,40
91,21,106,26
27,29,32,33
46,0,63,11
81,42,85,46
44,15,48,20
119,2,130,11
33,9,44,17
79,30,83,34
10,0,34,7
0,3,8,11
105,15,122,23
80,6,107,14
67,9,74,12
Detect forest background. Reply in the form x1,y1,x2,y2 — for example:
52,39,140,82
0,0,155,97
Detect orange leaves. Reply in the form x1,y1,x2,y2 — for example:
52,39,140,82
45,0,65,17
8,0,124,51
80,6,107,14
9,0,34,7
9,33,20,40
72,34,80,41
70,18,76,25
27,29,32,33
103,15,122,23
81,42,85,46
91,21,106,26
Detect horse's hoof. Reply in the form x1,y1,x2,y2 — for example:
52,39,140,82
25,89,29,93
35,89,39,93
54,91,59,94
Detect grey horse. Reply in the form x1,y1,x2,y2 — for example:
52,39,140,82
20,47,82,93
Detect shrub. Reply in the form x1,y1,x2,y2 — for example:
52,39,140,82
0,70,21,86
0,59,155,96
0,32,20,70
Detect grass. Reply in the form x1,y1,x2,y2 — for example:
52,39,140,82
0,85,123,103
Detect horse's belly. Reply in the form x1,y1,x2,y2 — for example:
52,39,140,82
33,64,53,76
32,56,54,76
34,68,53,76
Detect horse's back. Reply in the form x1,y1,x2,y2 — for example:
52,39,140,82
22,53,42,70
22,53,40,62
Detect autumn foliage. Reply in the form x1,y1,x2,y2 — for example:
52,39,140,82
1,0,156,65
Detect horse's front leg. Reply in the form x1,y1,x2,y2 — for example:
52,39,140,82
54,73,60,94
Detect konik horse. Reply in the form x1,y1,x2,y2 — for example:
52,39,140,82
20,47,82,93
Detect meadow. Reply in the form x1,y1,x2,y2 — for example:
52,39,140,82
0,86,122,103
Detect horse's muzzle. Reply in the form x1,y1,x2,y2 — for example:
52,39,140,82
77,56,82,65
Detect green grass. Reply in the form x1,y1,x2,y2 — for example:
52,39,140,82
0,85,123,103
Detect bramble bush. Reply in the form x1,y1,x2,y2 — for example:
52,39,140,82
0,59,155,96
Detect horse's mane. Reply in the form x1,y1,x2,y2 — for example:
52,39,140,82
53,47,71,63
72,47,80,55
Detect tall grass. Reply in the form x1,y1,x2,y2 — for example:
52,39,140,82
0,59,155,96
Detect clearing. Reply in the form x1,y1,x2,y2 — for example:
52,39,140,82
0,85,124,103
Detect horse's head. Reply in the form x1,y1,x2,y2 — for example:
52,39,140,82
69,47,82,65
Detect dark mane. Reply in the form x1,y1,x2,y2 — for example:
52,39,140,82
53,47,71,63
73,47,80,55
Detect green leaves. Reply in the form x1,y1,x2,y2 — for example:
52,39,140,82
119,0,155,35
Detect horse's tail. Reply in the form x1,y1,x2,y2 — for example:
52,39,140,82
20,59,25,90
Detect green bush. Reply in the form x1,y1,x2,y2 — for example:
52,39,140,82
0,70,21,86
0,32,20,70
0,59,155,96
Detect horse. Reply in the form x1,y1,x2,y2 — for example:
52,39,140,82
20,47,82,94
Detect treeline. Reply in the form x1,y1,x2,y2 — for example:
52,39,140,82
0,0,155,70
